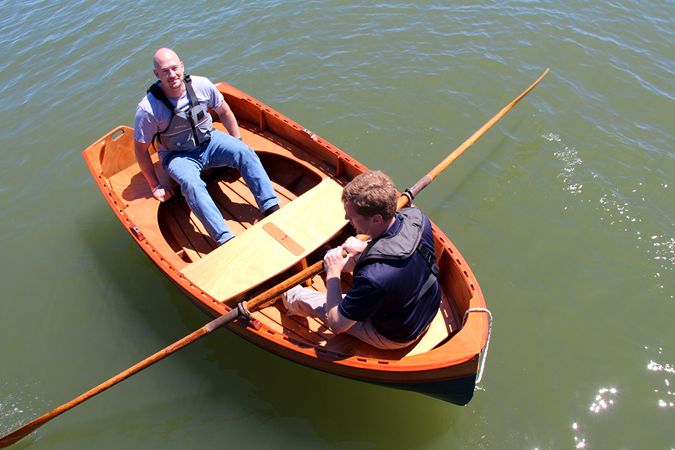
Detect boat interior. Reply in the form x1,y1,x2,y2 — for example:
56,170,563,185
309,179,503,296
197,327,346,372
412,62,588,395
87,113,467,362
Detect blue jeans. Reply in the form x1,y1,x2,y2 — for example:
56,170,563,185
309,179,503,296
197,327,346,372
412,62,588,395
160,130,279,244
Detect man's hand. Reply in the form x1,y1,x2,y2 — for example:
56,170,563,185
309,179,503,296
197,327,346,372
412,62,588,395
323,247,348,279
338,236,368,273
152,185,173,202
341,236,368,256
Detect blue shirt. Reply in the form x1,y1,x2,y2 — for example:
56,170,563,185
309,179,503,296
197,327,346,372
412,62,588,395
338,212,441,342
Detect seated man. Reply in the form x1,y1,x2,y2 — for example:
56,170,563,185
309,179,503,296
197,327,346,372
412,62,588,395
284,171,441,350
133,48,279,245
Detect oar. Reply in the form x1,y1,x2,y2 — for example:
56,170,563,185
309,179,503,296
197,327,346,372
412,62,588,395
0,266,310,448
0,67,548,448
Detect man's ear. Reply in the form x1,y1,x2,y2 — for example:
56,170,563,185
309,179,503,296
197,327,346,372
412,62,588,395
371,214,384,224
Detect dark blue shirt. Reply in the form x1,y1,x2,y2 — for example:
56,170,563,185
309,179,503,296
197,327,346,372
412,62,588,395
338,212,440,342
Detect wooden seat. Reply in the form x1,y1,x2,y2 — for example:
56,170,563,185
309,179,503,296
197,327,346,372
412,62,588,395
318,295,456,359
404,299,455,356
180,178,347,302
253,288,456,361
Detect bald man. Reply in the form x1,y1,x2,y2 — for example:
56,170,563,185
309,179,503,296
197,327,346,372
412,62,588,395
134,48,279,245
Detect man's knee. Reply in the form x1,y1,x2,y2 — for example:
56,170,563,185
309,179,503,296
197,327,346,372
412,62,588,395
228,142,256,166
167,162,201,185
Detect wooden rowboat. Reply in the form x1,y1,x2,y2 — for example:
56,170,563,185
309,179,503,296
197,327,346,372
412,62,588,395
81,82,491,405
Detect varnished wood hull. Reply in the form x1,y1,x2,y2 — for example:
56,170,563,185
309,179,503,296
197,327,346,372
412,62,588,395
82,82,490,405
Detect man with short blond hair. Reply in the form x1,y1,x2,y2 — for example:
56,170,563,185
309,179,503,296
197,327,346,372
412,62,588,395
340,170,398,220
284,170,440,350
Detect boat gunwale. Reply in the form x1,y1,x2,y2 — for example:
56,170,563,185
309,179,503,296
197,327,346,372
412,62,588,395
81,82,489,383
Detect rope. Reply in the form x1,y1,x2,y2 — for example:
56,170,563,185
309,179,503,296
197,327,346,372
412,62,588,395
462,307,493,385
237,301,252,320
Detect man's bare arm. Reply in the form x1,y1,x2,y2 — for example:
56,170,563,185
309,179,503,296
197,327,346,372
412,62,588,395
213,100,241,139
134,140,172,202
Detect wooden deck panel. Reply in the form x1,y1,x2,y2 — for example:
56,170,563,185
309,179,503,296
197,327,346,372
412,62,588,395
180,178,348,302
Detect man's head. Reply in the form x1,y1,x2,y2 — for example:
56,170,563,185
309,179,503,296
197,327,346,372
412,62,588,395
152,48,185,94
341,171,398,236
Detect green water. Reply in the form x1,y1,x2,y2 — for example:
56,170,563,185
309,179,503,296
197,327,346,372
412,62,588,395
1,1,672,449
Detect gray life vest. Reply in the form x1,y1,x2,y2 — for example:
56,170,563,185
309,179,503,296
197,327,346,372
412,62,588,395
354,208,439,297
147,75,213,152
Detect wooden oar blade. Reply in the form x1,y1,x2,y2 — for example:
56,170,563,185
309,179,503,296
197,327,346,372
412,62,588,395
0,307,242,448
0,425,38,448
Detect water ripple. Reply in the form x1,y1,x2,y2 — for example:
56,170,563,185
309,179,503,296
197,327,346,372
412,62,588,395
0,1,674,448
645,346,675,409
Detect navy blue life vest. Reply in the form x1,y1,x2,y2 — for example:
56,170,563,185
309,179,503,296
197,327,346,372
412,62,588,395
355,208,439,301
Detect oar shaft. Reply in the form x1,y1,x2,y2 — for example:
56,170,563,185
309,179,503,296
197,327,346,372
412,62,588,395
0,308,240,448
254,69,550,303
1,264,323,447
244,260,324,312
399,68,549,209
